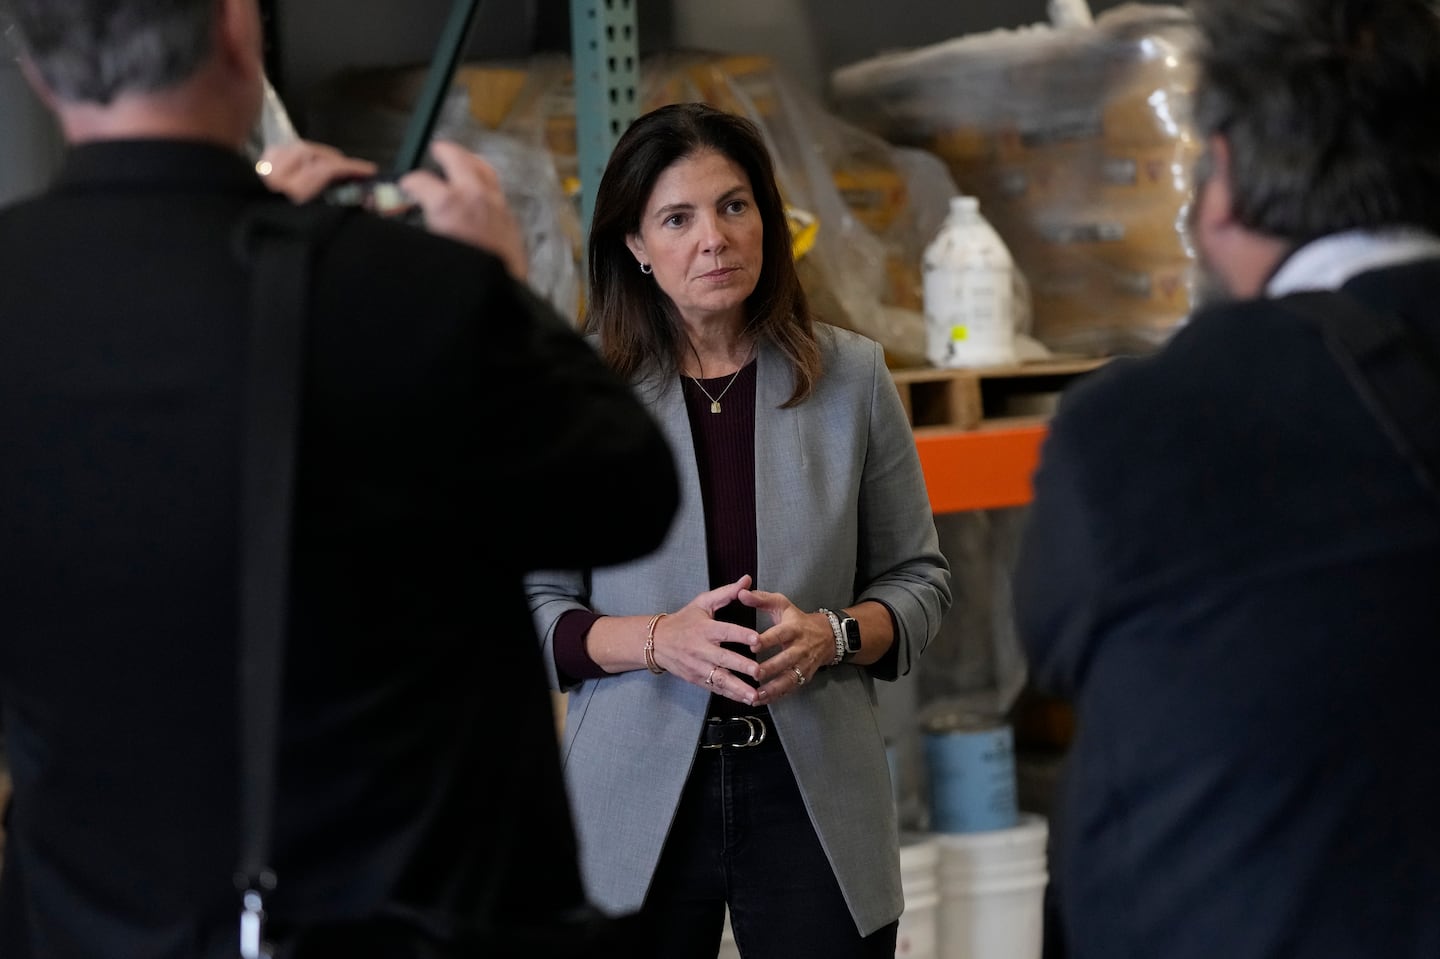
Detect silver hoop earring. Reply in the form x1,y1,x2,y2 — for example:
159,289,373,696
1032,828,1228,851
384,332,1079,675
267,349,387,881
639,262,652,275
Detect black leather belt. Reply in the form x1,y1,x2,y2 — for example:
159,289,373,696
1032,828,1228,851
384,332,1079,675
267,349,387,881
700,714,770,750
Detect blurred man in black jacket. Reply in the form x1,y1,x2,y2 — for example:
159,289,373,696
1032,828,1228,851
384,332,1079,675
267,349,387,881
1015,1,1440,956
0,0,679,956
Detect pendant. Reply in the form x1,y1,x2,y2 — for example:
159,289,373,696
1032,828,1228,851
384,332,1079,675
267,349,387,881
710,401,722,413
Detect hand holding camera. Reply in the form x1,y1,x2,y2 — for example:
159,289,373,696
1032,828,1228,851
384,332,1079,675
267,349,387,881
257,139,528,283
399,141,528,282
255,141,377,205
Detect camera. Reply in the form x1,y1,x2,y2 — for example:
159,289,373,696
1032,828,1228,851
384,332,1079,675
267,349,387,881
322,177,424,227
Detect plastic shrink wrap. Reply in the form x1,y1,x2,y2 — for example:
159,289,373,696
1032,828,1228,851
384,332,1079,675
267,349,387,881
297,70,583,325
830,4,1201,357
301,52,960,364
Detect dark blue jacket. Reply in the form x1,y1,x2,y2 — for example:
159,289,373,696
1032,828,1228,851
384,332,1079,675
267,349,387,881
1016,261,1440,958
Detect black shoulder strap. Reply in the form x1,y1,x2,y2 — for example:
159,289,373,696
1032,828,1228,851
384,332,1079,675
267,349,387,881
228,203,636,959
1282,289,1440,501
232,203,348,959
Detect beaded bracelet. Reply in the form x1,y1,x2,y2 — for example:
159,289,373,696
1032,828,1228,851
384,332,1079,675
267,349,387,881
643,612,668,675
819,607,846,667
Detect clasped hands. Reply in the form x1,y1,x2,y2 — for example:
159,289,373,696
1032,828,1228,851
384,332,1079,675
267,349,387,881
649,574,836,706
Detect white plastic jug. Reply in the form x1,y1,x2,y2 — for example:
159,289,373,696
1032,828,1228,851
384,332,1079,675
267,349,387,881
922,195,1018,368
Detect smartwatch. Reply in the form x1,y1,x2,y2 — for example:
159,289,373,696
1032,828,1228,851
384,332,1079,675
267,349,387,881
838,613,862,662
820,608,863,666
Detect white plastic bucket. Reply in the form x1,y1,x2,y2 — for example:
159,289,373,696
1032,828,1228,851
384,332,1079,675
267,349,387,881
898,834,941,959
939,873,1048,959
936,814,1049,959
936,813,1047,876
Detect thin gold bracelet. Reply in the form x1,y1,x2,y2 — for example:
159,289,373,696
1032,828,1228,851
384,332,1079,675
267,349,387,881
644,612,668,675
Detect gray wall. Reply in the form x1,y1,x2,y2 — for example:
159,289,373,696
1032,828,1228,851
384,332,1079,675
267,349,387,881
274,0,543,100
668,0,1060,97
1,0,1172,198
273,0,1169,121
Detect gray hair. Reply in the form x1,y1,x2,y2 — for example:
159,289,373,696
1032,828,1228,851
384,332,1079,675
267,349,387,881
1189,0,1440,242
5,0,216,105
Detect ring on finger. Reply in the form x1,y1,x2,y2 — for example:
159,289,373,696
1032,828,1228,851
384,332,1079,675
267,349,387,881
706,666,718,687
792,666,806,686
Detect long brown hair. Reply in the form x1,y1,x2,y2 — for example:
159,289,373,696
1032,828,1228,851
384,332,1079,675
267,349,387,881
583,102,822,407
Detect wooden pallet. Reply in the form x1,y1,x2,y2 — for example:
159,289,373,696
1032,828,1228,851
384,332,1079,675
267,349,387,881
890,357,1108,433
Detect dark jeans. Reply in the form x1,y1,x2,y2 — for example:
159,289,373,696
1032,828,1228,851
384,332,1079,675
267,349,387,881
638,727,898,959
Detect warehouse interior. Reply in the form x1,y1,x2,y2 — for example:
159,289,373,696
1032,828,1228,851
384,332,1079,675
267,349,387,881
1,1,1196,956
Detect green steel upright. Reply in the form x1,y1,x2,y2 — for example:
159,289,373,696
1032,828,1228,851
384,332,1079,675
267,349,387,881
569,0,640,250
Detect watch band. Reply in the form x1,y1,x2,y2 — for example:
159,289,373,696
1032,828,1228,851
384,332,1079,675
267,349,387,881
819,607,845,667
838,614,861,662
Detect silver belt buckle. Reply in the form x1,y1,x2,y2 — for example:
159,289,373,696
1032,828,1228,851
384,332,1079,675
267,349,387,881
702,715,767,749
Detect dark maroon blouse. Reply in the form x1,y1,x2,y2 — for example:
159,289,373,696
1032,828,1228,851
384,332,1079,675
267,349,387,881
552,360,760,715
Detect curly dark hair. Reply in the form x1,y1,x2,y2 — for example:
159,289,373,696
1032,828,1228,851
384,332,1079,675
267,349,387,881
1189,0,1440,242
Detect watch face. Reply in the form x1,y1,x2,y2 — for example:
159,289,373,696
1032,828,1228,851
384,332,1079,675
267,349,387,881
841,616,862,653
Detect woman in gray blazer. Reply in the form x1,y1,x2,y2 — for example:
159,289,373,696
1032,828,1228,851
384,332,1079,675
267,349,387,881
526,102,951,959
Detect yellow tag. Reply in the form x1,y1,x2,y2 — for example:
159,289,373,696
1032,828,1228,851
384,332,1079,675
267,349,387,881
951,326,970,342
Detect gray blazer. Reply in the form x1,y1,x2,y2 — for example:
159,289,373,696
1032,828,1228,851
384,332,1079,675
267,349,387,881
526,323,951,935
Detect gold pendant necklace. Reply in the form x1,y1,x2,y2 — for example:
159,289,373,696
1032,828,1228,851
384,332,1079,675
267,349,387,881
687,341,755,413
687,342,754,413
689,357,749,413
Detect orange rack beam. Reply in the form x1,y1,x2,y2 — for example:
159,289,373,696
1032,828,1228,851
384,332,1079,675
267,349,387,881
914,420,1050,514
